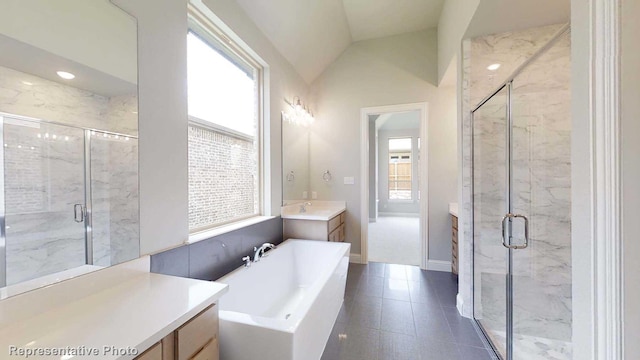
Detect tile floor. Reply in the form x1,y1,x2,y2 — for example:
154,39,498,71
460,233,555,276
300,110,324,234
321,262,496,360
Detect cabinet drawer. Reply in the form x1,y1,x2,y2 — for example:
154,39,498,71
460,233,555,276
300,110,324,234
338,224,345,242
135,342,162,360
452,228,458,242
339,211,346,224
329,227,339,242
452,239,458,255
190,337,218,360
177,305,218,360
452,215,458,230
328,215,341,233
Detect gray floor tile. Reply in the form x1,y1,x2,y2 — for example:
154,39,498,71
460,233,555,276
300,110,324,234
457,344,494,360
408,280,441,305
404,265,426,282
418,339,460,360
448,319,485,348
324,263,496,360
413,305,454,343
357,275,384,298
384,264,409,280
378,331,419,360
341,325,381,360
383,278,411,301
364,262,386,277
380,298,415,335
336,296,354,324
348,296,383,329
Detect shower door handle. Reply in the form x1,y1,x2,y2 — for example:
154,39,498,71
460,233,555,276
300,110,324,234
501,213,529,249
74,204,85,223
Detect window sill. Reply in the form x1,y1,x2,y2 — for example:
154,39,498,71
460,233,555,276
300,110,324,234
187,216,276,244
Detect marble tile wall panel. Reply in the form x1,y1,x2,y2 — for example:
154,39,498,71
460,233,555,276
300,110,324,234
0,66,137,136
91,135,139,267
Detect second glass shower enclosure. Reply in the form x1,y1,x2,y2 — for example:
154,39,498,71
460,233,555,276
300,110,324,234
0,113,139,288
472,27,572,359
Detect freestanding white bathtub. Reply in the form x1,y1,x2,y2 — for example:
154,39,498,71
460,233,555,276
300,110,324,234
217,239,350,360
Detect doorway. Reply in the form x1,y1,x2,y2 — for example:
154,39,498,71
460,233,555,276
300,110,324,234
359,103,428,269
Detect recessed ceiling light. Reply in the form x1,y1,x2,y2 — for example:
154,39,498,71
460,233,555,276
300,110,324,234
487,63,501,71
21,81,33,86
56,71,75,80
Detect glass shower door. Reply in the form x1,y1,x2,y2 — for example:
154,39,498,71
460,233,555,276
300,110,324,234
2,117,87,285
472,87,509,358
509,30,572,359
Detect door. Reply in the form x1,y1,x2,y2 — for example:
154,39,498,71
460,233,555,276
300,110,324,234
2,117,87,286
472,86,509,358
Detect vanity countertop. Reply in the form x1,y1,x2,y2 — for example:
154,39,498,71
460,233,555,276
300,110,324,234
281,200,346,221
449,202,459,217
0,263,228,360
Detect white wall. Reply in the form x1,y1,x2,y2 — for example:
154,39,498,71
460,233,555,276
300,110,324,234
117,0,308,255
309,29,457,261
0,0,137,83
569,0,594,357
622,0,640,357
437,0,480,84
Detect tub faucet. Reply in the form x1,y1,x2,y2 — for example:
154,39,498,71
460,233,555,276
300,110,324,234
242,256,252,267
253,243,276,262
299,201,312,213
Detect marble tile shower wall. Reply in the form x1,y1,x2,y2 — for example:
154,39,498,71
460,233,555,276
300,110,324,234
91,137,139,267
0,66,137,136
0,65,138,285
461,24,572,360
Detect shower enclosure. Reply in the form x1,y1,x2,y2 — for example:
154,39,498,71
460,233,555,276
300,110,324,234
472,27,571,359
0,113,139,288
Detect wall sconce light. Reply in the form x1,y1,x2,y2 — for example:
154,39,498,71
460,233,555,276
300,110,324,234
283,96,315,126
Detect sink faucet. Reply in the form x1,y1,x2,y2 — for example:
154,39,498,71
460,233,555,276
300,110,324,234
253,243,276,262
299,201,312,213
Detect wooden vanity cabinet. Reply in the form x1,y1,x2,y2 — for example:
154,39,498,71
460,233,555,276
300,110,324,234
135,305,218,360
452,215,459,275
284,210,346,242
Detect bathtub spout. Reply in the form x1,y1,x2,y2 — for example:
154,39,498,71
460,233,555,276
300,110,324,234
253,243,277,262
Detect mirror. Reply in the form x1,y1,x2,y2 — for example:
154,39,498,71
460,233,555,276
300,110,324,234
0,0,138,298
282,115,310,204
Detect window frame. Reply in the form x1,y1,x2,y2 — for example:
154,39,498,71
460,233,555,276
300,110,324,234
186,11,265,234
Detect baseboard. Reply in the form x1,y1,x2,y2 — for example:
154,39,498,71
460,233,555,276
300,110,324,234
349,253,362,264
456,293,465,316
378,212,420,218
427,260,452,272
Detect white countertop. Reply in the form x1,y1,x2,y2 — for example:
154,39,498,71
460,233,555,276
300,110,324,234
449,202,459,217
281,201,346,221
0,262,228,360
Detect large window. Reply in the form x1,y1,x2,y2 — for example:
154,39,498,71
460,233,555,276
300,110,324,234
388,138,412,200
187,22,262,232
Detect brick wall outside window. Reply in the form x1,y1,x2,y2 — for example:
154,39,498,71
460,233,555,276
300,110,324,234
188,125,259,230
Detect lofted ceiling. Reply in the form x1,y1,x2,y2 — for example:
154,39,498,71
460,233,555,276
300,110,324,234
343,0,445,41
234,0,569,85
234,0,444,84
